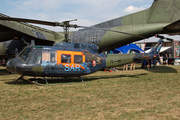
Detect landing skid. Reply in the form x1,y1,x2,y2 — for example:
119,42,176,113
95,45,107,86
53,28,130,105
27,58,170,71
15,75,27,82
28,76,85,86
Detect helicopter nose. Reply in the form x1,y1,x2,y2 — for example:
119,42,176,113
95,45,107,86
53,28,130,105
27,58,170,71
6,59,15,73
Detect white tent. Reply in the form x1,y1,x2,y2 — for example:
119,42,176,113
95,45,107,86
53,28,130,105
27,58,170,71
145,47,172,53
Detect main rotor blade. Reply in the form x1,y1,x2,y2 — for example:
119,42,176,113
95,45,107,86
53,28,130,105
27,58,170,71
0,17,147,39
77,26,147,39
0,17,59,26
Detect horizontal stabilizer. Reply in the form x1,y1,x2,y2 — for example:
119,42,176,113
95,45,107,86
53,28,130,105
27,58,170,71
133,38,164,61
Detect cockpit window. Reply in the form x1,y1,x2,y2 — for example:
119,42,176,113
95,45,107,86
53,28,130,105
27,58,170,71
50,53,55,63
61,54,71,63
27,49,42,64
74,55,82,64
19,47,32,61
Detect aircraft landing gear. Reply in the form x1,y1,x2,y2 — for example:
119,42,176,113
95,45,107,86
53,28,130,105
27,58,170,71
29,77,49,84
44,77,48,84
15,75,25,82
79,76,84,82
16,76,86,86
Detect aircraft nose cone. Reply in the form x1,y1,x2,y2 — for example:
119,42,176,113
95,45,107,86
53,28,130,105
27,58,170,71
6,59,15,73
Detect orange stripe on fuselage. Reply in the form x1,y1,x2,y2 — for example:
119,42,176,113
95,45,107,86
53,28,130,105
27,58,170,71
57,50,85,69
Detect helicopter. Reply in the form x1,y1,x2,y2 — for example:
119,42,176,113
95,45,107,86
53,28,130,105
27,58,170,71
6,34,172,84
1,0,180,63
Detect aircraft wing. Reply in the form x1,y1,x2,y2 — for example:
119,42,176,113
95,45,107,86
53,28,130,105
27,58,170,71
164,20,180,35
0,13,64,45
165,20,180,30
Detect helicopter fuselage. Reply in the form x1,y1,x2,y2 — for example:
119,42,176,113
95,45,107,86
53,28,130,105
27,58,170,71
6,41,159,78
6,43,107,77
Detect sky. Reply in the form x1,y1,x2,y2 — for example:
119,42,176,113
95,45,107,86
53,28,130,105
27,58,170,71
0,0,180,41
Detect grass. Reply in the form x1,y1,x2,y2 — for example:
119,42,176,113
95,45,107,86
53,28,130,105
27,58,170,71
0,64,180,120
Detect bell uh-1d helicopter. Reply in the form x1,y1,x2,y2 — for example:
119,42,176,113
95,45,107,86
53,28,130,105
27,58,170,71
6,33,171,84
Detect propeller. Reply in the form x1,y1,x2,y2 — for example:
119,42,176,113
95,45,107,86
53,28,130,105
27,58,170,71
0,17,147,42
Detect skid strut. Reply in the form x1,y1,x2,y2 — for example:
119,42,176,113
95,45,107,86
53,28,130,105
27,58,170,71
15,75,25,82
44,77,48,84
79,76,84,82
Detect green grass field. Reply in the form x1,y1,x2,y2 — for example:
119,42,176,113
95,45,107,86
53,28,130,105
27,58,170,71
0,65,180,120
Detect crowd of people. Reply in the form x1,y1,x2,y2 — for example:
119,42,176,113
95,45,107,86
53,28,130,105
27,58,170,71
141,54,169,69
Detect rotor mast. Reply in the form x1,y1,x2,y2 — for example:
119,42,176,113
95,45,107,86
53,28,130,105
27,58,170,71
58,19,77,43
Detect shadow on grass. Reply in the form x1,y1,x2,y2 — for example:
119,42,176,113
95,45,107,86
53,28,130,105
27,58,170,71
0,68,11,76
5,73,148,85
0,69,7,72
136,66,178,73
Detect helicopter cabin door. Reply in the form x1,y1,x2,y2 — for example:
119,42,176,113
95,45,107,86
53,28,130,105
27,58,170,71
57,50,85,71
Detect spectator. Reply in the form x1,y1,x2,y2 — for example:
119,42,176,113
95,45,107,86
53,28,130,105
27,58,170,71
152,58,156,68
148,59,151,69
165,54,168,65
123,64,128,71
130,62,135,70
160,55,163,65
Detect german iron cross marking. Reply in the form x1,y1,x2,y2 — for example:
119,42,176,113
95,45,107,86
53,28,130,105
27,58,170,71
114,59,117,64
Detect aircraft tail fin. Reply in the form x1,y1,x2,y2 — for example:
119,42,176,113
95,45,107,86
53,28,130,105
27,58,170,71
147,0,180,23
148,38,164,58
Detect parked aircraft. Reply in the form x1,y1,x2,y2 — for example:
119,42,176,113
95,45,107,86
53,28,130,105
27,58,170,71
6,37,164,84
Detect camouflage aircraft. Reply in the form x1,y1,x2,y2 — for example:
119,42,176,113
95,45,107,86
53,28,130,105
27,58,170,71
0,0,180,62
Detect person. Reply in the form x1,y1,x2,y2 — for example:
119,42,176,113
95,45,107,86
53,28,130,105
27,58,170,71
123,64,128,71
148,59,151,70
104,68,112,72
111,67,118,72
130,62,135,70
160,55,163,65
165,54,168,65
152,58,156,68
142,60,147,68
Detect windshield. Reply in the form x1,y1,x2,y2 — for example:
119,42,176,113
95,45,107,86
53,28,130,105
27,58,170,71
27,49,42,64
18,47,32,61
